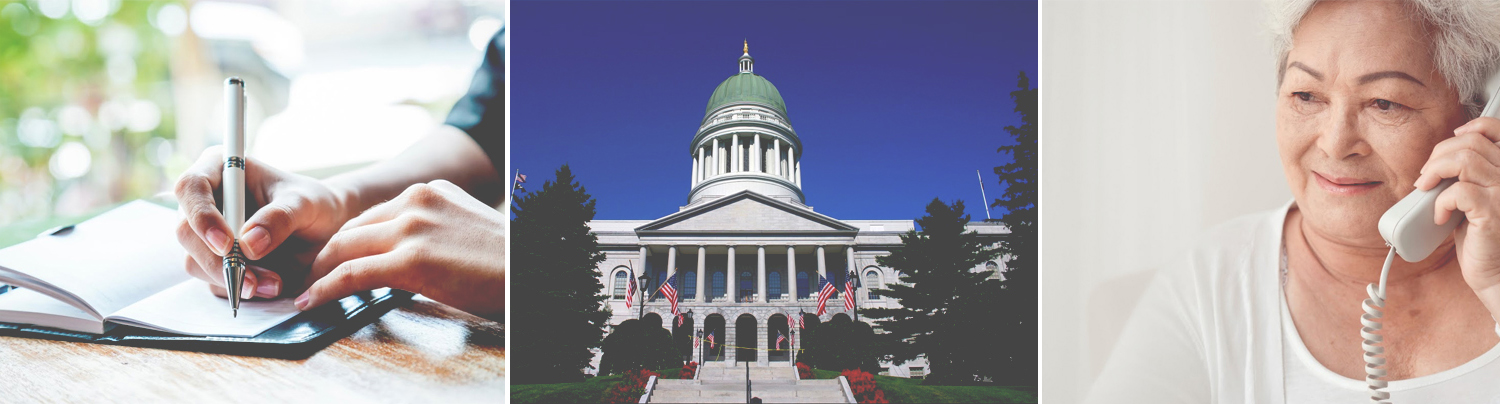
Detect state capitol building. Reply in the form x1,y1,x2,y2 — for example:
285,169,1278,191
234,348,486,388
586,43,1013,378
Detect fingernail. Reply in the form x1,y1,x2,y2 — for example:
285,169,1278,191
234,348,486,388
295,292,311,311
206,228,230,255
243,226,269,258
241,276,255,300
256,279,279,298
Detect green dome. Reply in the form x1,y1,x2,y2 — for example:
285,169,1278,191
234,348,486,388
704,73,787,120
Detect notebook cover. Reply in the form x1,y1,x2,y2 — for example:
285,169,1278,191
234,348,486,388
0,288,413,359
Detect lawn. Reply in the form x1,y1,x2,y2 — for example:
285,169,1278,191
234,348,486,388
511,368,683,404
810,369,1037,404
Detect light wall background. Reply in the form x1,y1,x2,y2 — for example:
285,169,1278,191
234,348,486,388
1042,1,1290,402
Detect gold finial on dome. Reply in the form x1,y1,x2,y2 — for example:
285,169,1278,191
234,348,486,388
743,40,748,54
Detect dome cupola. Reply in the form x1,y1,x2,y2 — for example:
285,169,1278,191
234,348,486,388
687,42,805,207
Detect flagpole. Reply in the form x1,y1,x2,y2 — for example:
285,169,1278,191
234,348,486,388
977,169,991,220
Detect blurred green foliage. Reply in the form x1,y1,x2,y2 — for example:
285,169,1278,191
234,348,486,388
0,0,182,229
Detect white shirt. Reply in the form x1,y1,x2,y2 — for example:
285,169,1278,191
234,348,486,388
1086,201,1500,404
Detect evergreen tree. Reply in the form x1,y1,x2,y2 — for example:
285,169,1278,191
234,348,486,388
511,165,611,384
598,319,682,376
991,71,1039,385
866,199,1003,385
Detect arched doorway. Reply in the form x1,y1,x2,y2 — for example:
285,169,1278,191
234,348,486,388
673,314,695,362
768,314,791,362
736,314,757,363
704,314,726,362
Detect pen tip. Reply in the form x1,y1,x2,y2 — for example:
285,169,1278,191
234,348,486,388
233,309,238,318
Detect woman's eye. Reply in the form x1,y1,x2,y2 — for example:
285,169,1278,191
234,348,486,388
1293,91,1313,101
1373,99,1402,111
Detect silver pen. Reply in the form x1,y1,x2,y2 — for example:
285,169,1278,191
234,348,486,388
223,77,246,317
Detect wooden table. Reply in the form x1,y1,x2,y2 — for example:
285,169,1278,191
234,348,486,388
0,297,505,402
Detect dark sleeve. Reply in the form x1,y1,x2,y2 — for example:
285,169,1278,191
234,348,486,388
445,28,505,175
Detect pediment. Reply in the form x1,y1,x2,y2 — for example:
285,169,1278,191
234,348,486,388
638,191,857,233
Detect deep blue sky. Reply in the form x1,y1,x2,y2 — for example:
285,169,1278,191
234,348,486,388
512,0,1036,222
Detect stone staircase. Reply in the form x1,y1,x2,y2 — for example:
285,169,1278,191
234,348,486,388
648,362,849,403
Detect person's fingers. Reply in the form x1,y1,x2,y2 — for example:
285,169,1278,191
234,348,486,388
1426,132,1500,172
207,283,228,298
1454,117,1500,142
174,147,232,255
308,218,406,284
178,221,224,285
239,193,306,261
1416,148,1500,189
1434,181,1489,226
337,182,447,233
247,265,281,299
296,251,407,311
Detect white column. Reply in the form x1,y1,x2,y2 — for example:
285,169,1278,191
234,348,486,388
772,138,781,177
726,245,737,303
696,245,707,303
794,155,801,186
787,245,797,301
666,245,678,302
712,138,721,177
816,245,827,281
692,150,700,185
640,245,649,275
757,245,767,303
732,134,740,173
753,135,761,173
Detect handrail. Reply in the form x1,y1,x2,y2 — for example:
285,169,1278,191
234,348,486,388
837,375,857,404
638,375,657,404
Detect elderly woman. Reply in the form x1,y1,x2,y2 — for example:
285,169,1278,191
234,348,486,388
1086,1,1500,403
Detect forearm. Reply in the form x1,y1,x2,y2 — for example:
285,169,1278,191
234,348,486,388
324,125,504,222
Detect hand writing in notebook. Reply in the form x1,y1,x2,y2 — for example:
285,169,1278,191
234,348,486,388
173,126,506,319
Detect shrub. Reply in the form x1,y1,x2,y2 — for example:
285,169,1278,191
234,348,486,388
841,369,888,404
602,369,661,404
681,361,698,379
796,362,813,379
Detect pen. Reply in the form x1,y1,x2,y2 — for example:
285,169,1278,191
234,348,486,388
223,77,246,317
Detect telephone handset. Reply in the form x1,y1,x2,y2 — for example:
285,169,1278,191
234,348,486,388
1379,71,1500,262
1362,71,1500,404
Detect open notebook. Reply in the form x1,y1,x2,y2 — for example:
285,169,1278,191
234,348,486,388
0,201,300,337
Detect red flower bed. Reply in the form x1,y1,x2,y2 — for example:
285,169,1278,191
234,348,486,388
681,361,698,379
840,369,888,404
603,369,661,404
796,362,812,379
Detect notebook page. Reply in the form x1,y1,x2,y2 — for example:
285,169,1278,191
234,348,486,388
0,287,106,334
107,280,300,337
0,201,189,317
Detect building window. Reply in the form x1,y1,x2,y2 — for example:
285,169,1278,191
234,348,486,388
740,271,754,301
769,272,782,299
796,272,809,298
865,270,881,300
613,271,627,299
909,366,925,379
713,271,726,298
685,270,697,300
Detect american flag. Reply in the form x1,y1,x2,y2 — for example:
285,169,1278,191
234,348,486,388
676,314,684,327
787,314,794,331
706,332,716,349
776,331,787,349
512,171,527,192
625,264,637,309
798,314,805,329
844,269,857,311
695,332,701,348
658,272,679,316
816,274,836,316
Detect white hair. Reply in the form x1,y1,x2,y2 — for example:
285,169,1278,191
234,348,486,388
1269,0,1500,118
